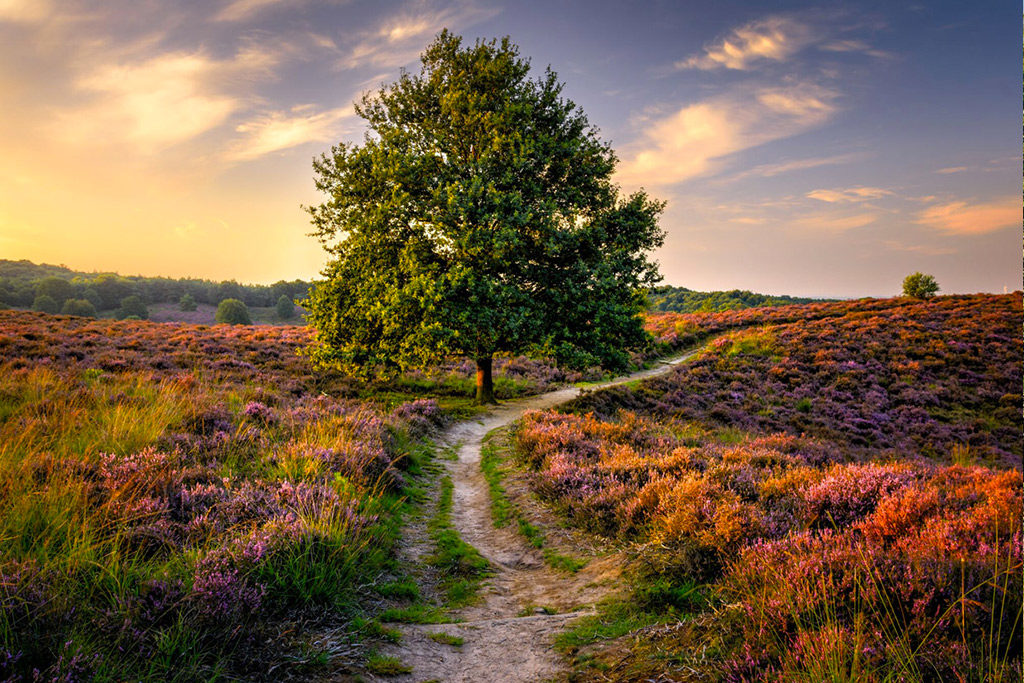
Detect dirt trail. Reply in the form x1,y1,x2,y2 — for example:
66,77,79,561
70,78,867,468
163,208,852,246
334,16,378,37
365,351,700,683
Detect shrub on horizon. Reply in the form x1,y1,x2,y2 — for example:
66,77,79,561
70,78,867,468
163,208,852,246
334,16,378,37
902,272,939,299
216,298,252,325
32,294,58,314
60,298,97,317
179,293,198,312
117,295,148,320
275,294,294,320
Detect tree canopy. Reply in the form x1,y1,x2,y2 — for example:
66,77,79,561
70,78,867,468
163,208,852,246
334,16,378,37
215,298,252,325
304,31,665,403
646,285,830,313
0,259,309,311
902,272,940,299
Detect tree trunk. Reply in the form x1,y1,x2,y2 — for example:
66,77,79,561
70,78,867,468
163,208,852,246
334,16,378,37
475,355,497,405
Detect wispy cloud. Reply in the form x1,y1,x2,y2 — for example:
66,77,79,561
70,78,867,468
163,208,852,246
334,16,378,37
820,39,891,59
677,17,811,71
47,27,321,155
935,165,967,174
807,186,892,203
616,83,838,187
793,211,877,232
915,197,1020,235
227,104,355,161
56,52,241,152
338,3,499,71
722,152,863,182
676,14,888,72
214,0,292,22
0,0,52,23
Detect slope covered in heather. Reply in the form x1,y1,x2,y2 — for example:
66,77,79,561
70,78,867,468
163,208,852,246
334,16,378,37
513,293,1022,681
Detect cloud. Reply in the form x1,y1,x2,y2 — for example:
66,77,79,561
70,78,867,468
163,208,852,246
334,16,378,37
807,186,892,203
722,153,862,182
227,105,355,160
616,83,838,187
214,0,295,22
757,85,835,119
0,0,52,23
915,197,1020,235
677,17,811,71
793,212,877,232
56,52,241,152
935,166,967,174
49,31,316,155
173,220,207,240
820,39,891,59
338,3,499,71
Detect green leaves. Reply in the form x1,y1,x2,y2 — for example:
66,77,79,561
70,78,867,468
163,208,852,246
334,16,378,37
305,31,665,377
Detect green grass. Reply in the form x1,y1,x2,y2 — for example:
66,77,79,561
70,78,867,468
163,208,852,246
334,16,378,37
481,441,515,527
556,598,662,651
379,603,450,624
542,549,588,574
481,435,588,574
427,631,464,647
353,617,403,643
375,578,420,601
365,652,413,675
427,475,491,607
556,581,707,679
0,364,459,679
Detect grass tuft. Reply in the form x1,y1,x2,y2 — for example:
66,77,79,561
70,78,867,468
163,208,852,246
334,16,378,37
365,652,413,675
427,631,464,647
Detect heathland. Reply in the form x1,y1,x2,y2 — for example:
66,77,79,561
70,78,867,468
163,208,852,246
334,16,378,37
0,292,1020,681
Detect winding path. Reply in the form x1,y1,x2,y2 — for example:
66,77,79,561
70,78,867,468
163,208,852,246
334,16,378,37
367,349,702,682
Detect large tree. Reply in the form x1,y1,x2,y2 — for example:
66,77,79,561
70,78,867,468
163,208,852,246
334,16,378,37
305,31,665,404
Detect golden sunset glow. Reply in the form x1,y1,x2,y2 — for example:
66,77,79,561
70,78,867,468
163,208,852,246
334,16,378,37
0,1,1018,295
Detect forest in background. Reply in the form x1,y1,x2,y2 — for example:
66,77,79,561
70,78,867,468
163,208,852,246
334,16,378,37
0,260,835,318
0,260,310,314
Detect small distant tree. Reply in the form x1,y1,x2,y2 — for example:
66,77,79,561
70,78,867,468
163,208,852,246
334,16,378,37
179,293,198,311
275,294,295,319
902,272,940,299
117,295,148,320
215,298,252,325
61,299,97,317
32,294,58,314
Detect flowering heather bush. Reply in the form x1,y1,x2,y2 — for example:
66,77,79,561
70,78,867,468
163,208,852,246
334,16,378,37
0,312,460,679
516,294,1022,679
389,398,449,438
643,295,914,350
517,410,1022,678
582,293,1023,467
0,310,582,401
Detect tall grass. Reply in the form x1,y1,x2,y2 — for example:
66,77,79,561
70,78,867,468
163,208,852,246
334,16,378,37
0,333,449,679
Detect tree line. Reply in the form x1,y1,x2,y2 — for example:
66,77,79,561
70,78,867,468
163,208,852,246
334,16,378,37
646,285,831,313
0,259,309,319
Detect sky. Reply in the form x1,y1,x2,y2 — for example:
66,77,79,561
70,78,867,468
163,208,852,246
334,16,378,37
0,0,1019,297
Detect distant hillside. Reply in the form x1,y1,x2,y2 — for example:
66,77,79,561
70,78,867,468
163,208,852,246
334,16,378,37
647,284,832,313
0,259,310,323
